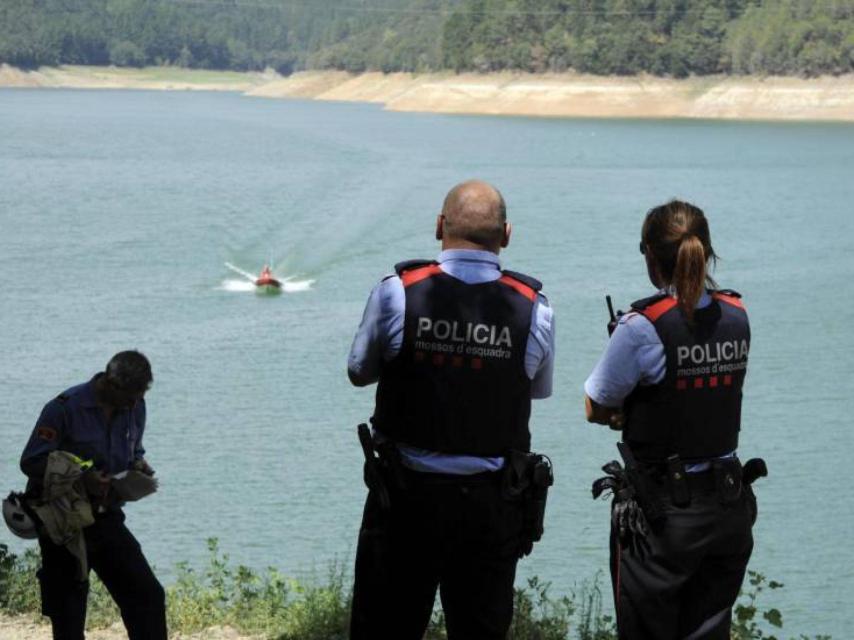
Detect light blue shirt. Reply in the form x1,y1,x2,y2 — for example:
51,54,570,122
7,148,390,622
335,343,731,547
584,291,734,471
349,249,555,474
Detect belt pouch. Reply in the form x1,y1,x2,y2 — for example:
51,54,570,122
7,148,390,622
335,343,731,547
666,455,691,507
713,459,742,504
501,451,531,501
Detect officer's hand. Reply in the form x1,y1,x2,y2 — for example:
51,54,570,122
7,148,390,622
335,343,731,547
83,470,112,498
608,412,625,431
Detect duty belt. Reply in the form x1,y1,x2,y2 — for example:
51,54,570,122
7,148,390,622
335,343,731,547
593,443,767,543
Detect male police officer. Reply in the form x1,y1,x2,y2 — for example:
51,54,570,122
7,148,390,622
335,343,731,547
20,350,167,640
348,180,555,640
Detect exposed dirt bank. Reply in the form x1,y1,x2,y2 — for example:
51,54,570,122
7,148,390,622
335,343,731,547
0,613,261,639
3,65,854,121
0,64,270,91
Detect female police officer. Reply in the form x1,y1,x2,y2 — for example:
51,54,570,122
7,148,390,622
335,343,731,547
584,200,759,639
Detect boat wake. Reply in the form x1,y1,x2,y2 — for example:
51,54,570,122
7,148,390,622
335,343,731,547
220,279,255,292
281,279,314,293
219,277,315,293
219,261,315,294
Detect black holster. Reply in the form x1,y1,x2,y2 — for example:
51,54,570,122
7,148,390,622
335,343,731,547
358,423,390,511
622,466,665,525
502,450,553,557
358,423,408,512
742,457,768,485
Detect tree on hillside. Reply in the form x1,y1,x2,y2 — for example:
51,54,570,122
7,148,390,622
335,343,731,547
0,0,851,76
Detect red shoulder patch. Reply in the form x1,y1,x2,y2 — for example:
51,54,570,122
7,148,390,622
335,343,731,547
37,426,57,442
401,264,443,288
498,275,536,302
713,292,745,310
639,297,678,322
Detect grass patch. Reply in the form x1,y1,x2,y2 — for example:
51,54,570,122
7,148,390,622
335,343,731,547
0,541,830,639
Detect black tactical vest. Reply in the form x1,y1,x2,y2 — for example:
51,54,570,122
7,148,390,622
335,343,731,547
373,260,539,456
623,290,750,462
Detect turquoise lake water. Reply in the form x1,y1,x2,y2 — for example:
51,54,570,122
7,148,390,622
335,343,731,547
1,89,853,636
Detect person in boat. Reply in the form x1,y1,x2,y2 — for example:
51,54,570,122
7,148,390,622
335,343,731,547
256,265,280,288
19,351,167,640
584,200,763,639
347,180,556,639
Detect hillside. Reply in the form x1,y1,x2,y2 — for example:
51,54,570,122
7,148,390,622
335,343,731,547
1,0,853,77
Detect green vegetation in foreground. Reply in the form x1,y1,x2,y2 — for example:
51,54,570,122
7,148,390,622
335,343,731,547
1,0,853,78
0,540,831,639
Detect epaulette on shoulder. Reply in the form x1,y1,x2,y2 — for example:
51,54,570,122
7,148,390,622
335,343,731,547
630,293,670,311
630,293,678,322
396,259,443,288
715,289,741,298
500,270,542,293
55,393,69,404
394,259,437,275
713,288,745,310
498,270,542,302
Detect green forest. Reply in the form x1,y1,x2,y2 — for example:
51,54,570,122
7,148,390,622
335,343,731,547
2,0,853,77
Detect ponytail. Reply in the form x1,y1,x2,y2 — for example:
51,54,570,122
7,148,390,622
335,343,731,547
673,235,706,321
642,200,718,322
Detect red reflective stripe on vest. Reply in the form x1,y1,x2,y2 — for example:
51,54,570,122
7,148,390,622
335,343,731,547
639,297,678,322
401,264,443,288
713,292,745,310
498,275,536,302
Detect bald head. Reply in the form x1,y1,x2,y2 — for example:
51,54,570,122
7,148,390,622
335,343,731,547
438,180,508,252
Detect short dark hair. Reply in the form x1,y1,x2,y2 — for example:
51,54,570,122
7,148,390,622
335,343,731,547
441,181,507,249
105,351,152,392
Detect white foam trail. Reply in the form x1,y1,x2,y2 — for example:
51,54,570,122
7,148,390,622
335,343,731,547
282,279,315,293
218,278,314,293
220,279,256,292
224,262,257,282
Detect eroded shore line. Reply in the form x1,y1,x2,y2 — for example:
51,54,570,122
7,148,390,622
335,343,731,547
3,64,854,122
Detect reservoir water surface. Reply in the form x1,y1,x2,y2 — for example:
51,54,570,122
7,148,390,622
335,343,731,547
1,89,852,636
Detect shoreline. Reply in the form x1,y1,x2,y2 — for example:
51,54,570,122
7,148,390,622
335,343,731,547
3,64,854,122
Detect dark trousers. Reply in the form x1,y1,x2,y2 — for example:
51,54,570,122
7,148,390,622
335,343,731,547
350,471,523,640
611,484,757,640
37,509,167,640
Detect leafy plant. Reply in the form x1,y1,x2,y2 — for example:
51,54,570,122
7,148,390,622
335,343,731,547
0,541,832,640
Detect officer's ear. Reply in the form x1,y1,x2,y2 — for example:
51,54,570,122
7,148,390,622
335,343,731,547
435,214,444,241
500,222,511,248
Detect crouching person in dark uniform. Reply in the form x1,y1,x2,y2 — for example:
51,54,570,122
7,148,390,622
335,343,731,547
585,201,764,640
19,350,167,640
348,180,555,640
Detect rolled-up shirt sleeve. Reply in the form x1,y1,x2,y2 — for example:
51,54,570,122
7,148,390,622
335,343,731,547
347,276,405,386
527,293,555,399
584,312,664,407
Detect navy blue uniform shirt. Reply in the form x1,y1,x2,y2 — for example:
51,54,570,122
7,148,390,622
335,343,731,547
20,373,146,482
